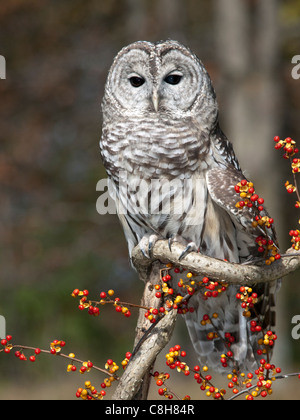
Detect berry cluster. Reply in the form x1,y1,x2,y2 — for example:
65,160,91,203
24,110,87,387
76,381,106,400
162,344,226,400
72,288,134,318
274,136,300,249
254,235,281,265
234,180,280,264
236,286,259,318
235,180,264,210
285,181,296,194
50,339,66,355
0,335,13,354
273,136,298,159
289,229,300,250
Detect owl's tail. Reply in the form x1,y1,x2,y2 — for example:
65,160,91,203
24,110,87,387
181,278,280,375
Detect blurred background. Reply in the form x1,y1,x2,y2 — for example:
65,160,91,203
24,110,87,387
0,0,300,400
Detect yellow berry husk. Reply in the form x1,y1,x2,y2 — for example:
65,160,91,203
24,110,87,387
85,381,91,388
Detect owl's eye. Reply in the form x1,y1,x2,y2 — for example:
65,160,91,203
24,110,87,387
164,74,182,85
129,76,145,87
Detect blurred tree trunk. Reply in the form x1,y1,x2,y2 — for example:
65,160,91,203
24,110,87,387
214,0,282,209
214,0,289,369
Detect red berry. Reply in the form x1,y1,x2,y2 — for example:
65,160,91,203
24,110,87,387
29,355,36,362
1,339,7,346
261,390,267,398
6,335,12,342
158,388,165,396
100,292,106,299
50,348,57,355
35,348,41,355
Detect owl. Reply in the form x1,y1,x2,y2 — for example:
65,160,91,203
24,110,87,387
100,40,280,374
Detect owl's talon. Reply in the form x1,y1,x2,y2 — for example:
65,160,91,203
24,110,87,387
168,234,180,252
178,242,198,261
139,234,159,259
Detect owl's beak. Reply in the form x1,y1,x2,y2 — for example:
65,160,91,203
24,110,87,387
152,91,159,112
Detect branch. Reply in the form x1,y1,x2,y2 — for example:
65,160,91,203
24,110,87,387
132,240,300,285
112,262,177,400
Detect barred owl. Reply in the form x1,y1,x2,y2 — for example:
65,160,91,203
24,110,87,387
100,40,280,373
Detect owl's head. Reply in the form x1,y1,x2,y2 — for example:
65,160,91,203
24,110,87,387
102,40,218,126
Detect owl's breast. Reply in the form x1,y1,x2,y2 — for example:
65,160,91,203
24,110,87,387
101,116,210,181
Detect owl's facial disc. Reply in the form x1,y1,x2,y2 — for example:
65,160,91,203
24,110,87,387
107,43,206,115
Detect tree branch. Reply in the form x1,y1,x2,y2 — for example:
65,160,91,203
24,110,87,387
112,262,177,400
132,240,300,285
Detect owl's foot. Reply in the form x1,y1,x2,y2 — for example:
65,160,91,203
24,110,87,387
138,234,160,259
178,241,198,261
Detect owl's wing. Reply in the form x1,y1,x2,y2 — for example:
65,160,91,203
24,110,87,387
206,166,279,257
203,163,281,362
